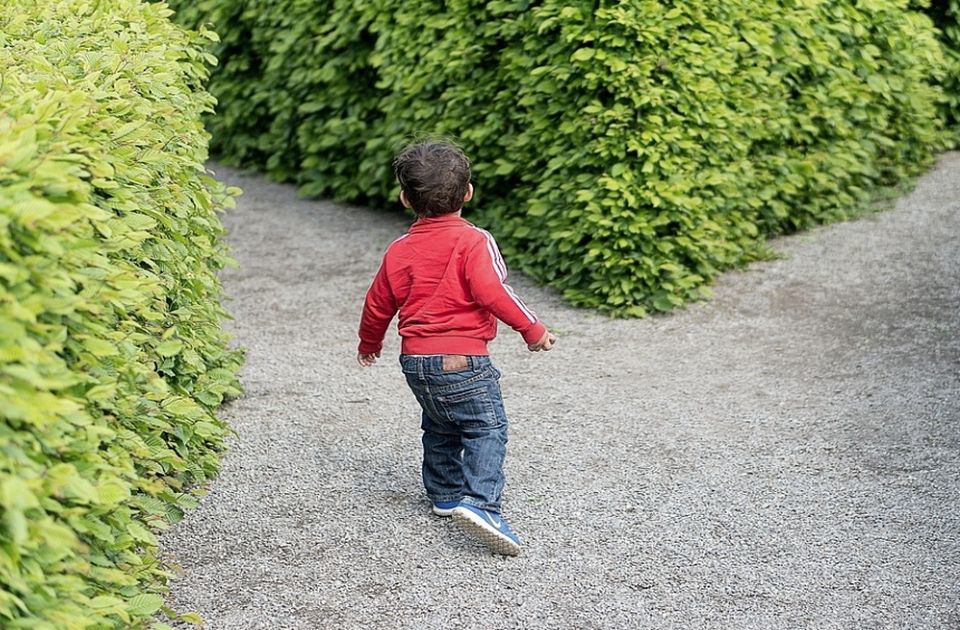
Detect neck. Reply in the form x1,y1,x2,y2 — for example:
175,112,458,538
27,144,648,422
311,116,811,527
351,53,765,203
419,210,462,219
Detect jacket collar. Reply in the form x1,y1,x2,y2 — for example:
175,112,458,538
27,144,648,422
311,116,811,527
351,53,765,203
411,213,469,230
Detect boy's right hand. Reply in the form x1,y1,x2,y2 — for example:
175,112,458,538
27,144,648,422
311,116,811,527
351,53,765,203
528,330,557,352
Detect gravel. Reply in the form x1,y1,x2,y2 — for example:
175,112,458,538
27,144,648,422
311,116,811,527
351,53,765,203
161,154,960,629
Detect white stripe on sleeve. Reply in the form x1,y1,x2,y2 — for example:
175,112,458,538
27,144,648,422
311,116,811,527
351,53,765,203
474,228,537,323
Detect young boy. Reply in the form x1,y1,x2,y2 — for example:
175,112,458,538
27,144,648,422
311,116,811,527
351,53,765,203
357,141,556,556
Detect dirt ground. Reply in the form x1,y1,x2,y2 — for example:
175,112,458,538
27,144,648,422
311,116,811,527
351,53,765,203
162,154,960,629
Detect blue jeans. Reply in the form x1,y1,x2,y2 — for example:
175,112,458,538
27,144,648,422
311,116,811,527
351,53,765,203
399,354,508,512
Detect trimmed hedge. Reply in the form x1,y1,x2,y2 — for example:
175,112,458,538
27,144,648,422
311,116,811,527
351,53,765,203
173,0,949,316
1,1,241,627
921,0,960,133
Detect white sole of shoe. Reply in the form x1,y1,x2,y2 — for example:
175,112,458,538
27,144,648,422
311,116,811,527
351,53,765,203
452,508,521,556
432,505,455,517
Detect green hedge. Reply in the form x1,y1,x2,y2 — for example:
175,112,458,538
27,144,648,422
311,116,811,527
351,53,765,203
0,1,241,627
173,0,948,316
920,0,960,132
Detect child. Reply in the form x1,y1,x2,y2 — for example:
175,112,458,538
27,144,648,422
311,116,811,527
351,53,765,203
357,141,556,556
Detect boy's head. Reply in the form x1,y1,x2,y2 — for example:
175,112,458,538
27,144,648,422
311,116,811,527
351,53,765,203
393,142,473,217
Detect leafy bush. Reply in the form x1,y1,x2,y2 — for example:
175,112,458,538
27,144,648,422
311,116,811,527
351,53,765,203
173,0,948,315
0,1,241,627
918,0,960,134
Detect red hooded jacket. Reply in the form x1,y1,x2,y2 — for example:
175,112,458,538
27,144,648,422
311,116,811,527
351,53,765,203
358,214,547,356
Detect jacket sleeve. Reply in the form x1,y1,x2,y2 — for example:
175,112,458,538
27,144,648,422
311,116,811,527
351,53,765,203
464,230,547,346
358,257,398,354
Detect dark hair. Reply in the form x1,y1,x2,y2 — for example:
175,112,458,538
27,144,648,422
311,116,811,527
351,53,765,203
392,142,471,217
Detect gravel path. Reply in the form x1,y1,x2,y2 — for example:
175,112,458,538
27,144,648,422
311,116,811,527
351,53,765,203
163,155,960,629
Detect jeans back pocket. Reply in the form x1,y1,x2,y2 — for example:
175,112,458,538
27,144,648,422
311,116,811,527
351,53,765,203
435,383,497,428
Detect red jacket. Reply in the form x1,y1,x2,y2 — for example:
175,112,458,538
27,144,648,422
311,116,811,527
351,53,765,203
358,214,547,356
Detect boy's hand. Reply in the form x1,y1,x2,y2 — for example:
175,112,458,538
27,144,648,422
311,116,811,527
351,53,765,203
357,352,380,367
528,330,557,352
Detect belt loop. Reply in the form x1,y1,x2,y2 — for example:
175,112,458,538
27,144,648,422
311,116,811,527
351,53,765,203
417,357,425,381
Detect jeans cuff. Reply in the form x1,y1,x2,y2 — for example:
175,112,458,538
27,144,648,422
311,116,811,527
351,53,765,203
458,496,500,513
428,493,463,503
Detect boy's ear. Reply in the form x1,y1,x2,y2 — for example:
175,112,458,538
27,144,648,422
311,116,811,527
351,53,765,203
399,190,412,209
464,183,474,203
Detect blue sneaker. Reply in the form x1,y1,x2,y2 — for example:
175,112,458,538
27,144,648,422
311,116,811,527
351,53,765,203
432,500,460,517
452,504,521,556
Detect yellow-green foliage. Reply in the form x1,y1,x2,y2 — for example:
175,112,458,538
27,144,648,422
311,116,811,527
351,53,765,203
173,0,949,315
917,0,960,134
0,1,241,627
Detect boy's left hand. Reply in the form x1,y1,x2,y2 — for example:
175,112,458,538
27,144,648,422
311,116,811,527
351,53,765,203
357,352,380,367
